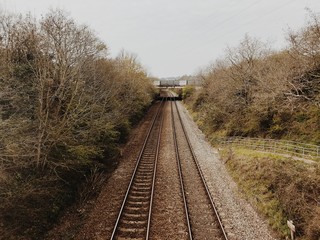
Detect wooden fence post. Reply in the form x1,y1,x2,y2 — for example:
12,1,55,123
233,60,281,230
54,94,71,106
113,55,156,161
287,220,295,240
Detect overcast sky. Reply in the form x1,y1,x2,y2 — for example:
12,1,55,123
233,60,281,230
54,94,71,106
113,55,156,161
1,0,320,77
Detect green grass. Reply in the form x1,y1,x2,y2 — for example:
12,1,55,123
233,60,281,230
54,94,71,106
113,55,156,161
221,147,320,240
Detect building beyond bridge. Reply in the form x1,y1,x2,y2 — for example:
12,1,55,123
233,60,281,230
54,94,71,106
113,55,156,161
153,78,201,87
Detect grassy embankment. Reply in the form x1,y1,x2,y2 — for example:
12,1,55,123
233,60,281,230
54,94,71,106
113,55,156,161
220,148,320,240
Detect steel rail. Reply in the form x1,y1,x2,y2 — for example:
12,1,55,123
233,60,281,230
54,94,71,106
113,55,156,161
146,97,165,239
170,98,193,240
110,98,165,240
173,100,229,240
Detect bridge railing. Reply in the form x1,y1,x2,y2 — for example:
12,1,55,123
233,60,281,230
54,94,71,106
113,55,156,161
217,137,320,161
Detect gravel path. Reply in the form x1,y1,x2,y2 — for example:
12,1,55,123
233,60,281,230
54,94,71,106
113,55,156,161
176,102,276,240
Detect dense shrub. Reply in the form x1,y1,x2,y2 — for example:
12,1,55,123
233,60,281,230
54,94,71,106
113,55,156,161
0,9,155,239
187,12,320,143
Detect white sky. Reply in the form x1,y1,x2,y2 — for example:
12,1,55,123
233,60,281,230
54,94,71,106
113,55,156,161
1,0,320,77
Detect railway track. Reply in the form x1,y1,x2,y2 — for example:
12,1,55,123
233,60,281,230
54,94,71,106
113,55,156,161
110,93,229,239
171,98,229,240
110,99,165,240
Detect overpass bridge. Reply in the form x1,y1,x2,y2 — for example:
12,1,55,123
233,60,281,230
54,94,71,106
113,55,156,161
153,79,200,88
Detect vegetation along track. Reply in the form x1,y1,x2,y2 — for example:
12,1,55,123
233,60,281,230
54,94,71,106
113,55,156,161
171,98,229,240
110,98,165,240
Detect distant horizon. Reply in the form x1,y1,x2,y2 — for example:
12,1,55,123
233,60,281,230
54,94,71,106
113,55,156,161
1,0,320,78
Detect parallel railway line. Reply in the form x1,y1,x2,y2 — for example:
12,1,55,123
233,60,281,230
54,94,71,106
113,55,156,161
171,95,229,240
110,92,229,239
110,99,165,239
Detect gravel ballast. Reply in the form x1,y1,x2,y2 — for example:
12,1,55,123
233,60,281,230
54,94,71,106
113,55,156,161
150,101,189,239
176,101,276,240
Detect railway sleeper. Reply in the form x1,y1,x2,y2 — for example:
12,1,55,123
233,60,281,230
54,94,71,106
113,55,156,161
122,212,147,221
126,200,149,207
139,163,154,170
137,167,153,171
136,170,153,175
131,185,150,190
139,160,154,164
127,195,150,201
141,151,155,155
134,174,152,178
132,182,150,187
117,226,145,236
137,164,154,168
137,167,153,172
119,223,147,231
130,190,150,197
138,163,154,167
120,219,147,227
136,171,153,175
134,176,153,182
139,158,155,163
140,158,155,162
144,147,157,152
141,154,155,158
131,185,150,192
136,172,153,177
123,206,148,215
132,181,151,186
143,149,156,154
136,169,153,173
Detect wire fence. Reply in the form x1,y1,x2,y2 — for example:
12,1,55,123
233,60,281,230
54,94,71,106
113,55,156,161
218,137,320,161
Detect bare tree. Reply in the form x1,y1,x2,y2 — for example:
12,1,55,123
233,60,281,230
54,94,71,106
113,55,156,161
285,10,320,107
225,34,271,106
